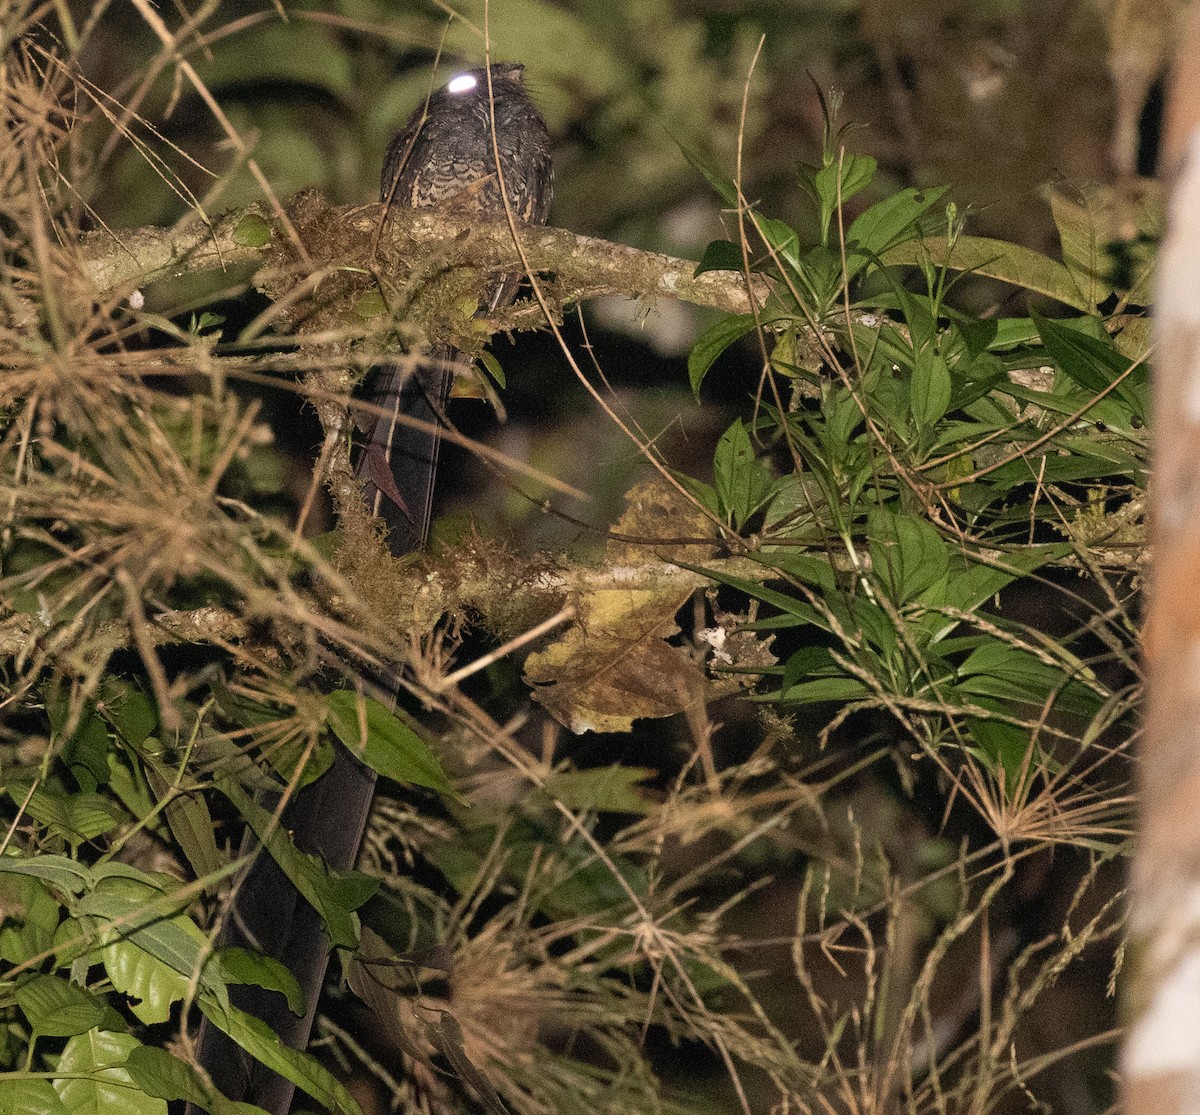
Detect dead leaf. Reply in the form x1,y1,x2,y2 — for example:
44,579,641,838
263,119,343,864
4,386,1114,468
524,475,722,734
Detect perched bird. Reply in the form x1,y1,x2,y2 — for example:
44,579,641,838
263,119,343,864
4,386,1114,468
360,61,554,556
189,63,553,1115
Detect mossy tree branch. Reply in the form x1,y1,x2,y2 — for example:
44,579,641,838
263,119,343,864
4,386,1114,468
81,189,770,318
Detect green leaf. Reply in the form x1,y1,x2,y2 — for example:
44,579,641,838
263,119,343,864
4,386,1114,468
694,239,745,276
211,682,281,731
1043,183,1162,308
104,752,159,835
988,318,1041,349
803,152,878,242
941,547,1072,613
751,551,839,595
957,643,1099,719
102,687,158,749
197,997,363,1115
756,217,803,273
325,691,453,796
76,874,233,1011
540,766,655,814
0,854,93,894
16,975,106,1038
1033,311,1145,420
851,595,901,661
6,782,126,848
255,724,333,789
0,873,61,966
1046,187,1108,308
881,235,1085,309
773,677,868,705
867,512,949,603
231,214,272,249
142,758,225,883
813,155,878,236
99,937,189,1026
218,781,374,950
477,349,505,389
688,313,757,396
45,684,113,793
124,1048,265,1113
846,186,949,273
0,1077,70,1115
779,646,839,694
761,472,821,540
792,243,845,314
676,140,738,205
713,419,775,530
675,561,821,623
54,1030,166,1115
122,1046,210,1108
63,713,109,794
966,718,1035,783
670,471,720,516
218,947,305,1017
836,153,878,206
909,348,952,427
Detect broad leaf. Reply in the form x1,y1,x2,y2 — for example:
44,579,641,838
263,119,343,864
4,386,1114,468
15,975,106,1038
688,313,757,396
197,998,363,1115
326,691,452,796
54,1030,166,1115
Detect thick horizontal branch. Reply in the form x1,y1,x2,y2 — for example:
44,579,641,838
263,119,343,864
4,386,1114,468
0,605,249,660
81,192,769,318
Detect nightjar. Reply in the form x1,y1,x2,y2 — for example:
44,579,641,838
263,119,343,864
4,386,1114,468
187,65,553,1115
359,62,554,556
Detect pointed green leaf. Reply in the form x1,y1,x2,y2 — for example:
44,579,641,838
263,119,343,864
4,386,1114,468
6,782,126,847
688,313,757,397
0,854,93,894
0,1077,70,1115
15,975,106,1038
75,874,233,1011
0,872,61,966
772,677,868,705
144,764,225,883
197,997,363,1115
966,718,1035,783
540,766,654,814
867,512,948,602
218,780,373,949
1033,311,1146,419
218,947,305,1017
676,140,738,205
847,186,948,271
54,1030,165,1115
713,419,775,529
881,235,1085,309
99,937,188,1026
326,691,452,796
694,239,745,276
910,348,952,427
102,687,158,749
122,1046,210,1108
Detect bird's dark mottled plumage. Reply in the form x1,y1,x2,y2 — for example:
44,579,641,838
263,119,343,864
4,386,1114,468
383,62,553,226
362,61,554,555
189,64,553,1115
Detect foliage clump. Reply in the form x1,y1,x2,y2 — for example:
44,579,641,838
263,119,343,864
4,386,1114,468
0,6,1146,1115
